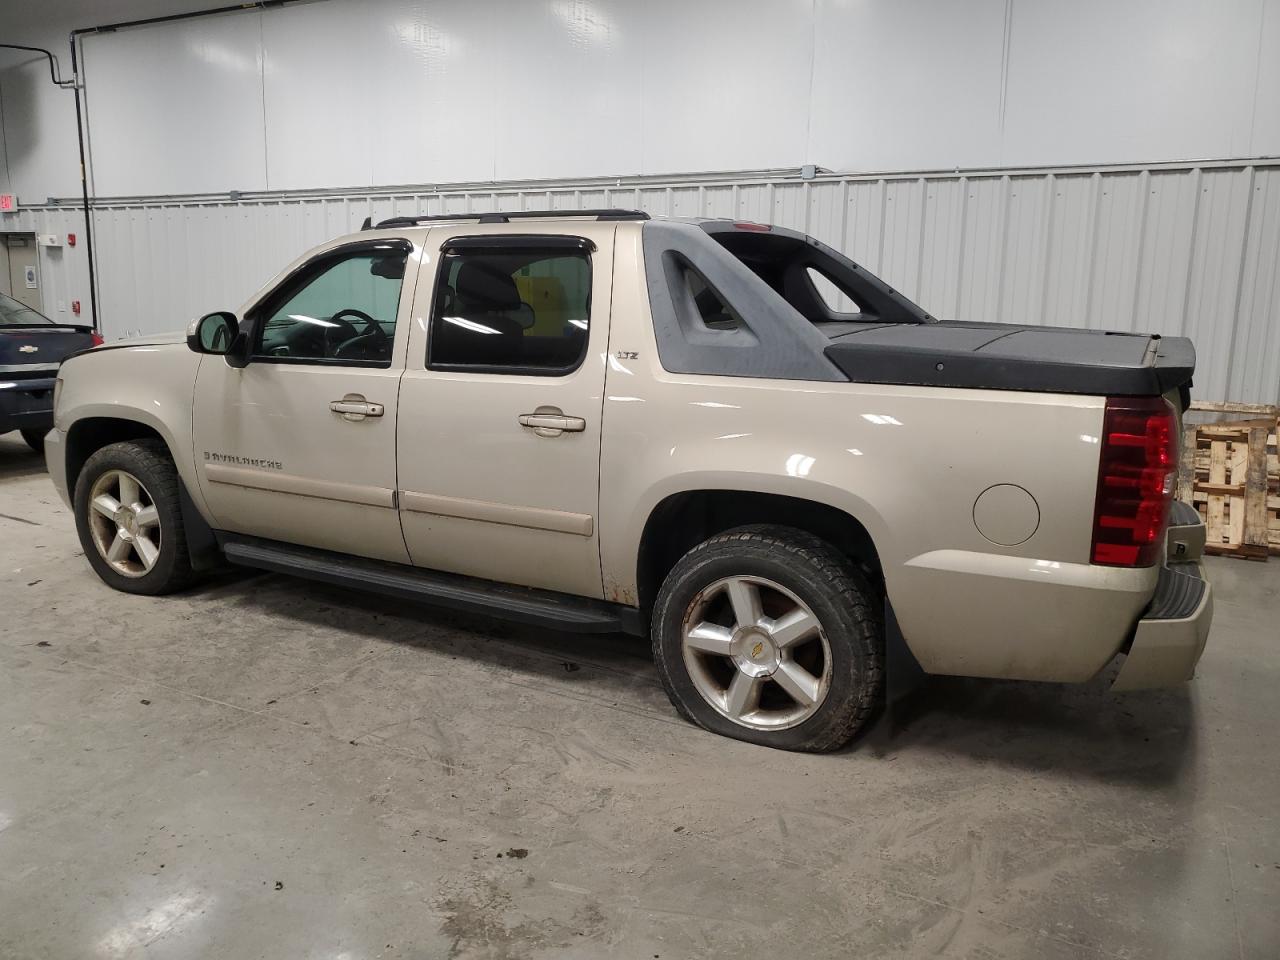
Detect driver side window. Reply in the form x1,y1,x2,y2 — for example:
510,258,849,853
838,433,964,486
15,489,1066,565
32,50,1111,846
253,247,407,366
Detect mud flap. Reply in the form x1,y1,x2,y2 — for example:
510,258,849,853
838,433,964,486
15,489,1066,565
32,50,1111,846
885,598,927,704
178,477,222,571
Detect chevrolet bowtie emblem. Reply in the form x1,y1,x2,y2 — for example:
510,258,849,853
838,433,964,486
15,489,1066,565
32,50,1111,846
19,345,38,353
750,641,765,659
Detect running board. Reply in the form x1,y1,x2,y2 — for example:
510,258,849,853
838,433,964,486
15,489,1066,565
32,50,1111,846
218,535,643,635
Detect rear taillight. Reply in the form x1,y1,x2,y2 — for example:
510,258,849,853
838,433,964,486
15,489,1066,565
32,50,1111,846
1090,397,1177,566
90,331,104,347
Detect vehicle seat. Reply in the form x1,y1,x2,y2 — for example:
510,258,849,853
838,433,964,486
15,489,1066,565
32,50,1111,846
452,261,536,333
431,260,535,365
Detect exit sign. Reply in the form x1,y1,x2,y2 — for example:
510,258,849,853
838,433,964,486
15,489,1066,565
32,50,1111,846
0,194,15,213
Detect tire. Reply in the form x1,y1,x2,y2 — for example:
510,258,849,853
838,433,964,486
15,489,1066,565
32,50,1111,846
73,439,195,595
652,525,884,752
20,429,45,454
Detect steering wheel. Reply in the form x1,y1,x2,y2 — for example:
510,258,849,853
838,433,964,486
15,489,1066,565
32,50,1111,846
329,308,389,359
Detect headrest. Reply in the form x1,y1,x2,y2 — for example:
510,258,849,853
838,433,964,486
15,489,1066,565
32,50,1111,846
454,259,523,312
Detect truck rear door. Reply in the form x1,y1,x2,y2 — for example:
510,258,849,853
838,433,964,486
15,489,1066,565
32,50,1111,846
396,223,614,599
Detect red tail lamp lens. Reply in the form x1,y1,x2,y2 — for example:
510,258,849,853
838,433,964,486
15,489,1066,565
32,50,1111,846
90,331,105,347
1090,397,1177,567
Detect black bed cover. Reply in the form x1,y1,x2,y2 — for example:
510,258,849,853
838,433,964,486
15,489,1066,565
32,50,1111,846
823,321,1195,397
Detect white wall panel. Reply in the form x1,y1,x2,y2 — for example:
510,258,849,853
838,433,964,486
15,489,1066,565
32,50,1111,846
493,0,644,181
260,0,381,189
1002,0,1268,165
1133,169,1199,337
1181,169,1254,404
1040,174,1097,329
637,0,813,175
999,175,1050,326
956,176,1007,324
809,0,1009,172
918,179,966,318
1232,168,1280,402
1089,171,1145,331
1254,0,1280,153
81,12,267,196
6,0,1280,202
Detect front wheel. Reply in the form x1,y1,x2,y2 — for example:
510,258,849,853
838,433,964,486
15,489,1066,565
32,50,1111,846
73,439,195,595
652,525,884,752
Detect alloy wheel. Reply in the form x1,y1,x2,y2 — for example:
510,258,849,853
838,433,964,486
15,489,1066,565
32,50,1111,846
680,575,832,731
87,469,162,578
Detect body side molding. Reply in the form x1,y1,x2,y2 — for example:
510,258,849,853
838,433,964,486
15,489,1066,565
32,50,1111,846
204,463,395,508
399,490,594,537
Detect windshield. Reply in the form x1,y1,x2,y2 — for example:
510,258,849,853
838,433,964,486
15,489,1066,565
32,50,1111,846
0,291,53,327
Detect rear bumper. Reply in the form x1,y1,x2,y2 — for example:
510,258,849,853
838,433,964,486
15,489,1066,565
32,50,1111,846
894,550,1158,682
0,376,56,434
1112,561,1213,691
895,505,1214,686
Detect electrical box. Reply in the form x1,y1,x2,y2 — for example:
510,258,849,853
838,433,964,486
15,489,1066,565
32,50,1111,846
37,234,62,247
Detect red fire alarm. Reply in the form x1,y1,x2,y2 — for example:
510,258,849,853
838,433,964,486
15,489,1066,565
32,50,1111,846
71,300,81,316
67,233,76,247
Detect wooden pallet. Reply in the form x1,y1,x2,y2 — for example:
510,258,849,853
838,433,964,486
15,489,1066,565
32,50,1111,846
1178,402,1279,560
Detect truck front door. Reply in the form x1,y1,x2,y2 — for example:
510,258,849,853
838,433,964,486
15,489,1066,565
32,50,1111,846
192,238,417,563
396,224,614,598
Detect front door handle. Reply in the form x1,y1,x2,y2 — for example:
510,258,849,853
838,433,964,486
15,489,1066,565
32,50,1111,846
330,394,384,422
518,408,586,437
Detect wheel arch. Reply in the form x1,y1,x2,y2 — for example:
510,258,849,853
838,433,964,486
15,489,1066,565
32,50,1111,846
65,416,171,497
64,414,221,571
634,489,885,616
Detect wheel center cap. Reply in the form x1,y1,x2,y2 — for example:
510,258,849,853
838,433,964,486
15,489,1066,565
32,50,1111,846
116,508,137,539
730,628,779,678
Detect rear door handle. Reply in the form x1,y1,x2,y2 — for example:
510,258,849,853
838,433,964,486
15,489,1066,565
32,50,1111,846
518,410,586,437
330,395,384,421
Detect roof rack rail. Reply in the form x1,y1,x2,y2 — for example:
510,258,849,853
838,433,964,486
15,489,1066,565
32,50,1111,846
370,209,650,230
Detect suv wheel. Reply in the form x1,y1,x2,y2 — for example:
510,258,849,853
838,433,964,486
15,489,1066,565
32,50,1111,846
652,525,883,752
73,440,195,595
20,429,45,454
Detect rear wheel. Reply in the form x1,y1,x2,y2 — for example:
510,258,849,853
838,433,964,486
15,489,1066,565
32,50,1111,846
73,440,195,595
652,525,884,752
20,429,45,454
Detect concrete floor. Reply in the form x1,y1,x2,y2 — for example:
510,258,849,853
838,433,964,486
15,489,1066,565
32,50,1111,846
1,433,1277,960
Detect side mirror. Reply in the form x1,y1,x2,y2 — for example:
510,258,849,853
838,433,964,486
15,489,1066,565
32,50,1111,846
187,311,239,355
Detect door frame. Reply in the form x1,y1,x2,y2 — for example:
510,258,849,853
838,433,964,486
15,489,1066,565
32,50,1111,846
2,233,42,311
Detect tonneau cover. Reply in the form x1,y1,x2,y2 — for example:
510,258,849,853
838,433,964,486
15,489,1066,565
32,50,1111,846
823,321,1195,397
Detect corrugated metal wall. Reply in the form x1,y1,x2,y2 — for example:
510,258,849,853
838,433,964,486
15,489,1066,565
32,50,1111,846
11,158,1280,403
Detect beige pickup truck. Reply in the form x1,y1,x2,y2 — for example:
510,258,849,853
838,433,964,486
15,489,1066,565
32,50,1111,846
45,210,1213,751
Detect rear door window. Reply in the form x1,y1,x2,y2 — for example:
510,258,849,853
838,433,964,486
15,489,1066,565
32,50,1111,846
428,243,591,375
